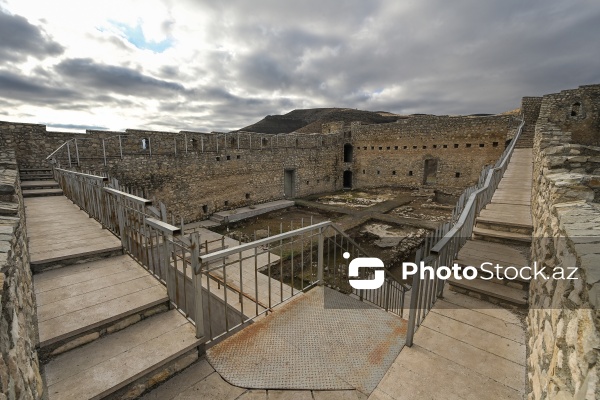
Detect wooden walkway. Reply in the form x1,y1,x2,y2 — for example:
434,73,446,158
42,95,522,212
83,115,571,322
370,148,532,399
25,195,122,269
370,291,526,400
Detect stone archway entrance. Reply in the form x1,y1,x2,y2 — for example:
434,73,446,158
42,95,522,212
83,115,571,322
343,170,353,188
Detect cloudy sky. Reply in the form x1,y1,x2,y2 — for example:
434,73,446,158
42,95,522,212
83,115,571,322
1,0,599,133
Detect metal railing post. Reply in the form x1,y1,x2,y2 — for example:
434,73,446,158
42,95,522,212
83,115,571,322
191,232,205,338
67,141,72,168
317,227,324,285
119,135,123,159
74,138,80,166
406,271,421,347
102,138,107,166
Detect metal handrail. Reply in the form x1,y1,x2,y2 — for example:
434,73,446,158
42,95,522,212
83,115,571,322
405,117,525,346
46,139,74,160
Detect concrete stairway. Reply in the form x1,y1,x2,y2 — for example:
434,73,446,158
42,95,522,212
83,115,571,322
447,148,533,308
20,167,63,197
27,195,202,399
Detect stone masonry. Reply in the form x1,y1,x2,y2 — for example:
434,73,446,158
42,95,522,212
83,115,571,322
0,136,44,399
529,84,600,399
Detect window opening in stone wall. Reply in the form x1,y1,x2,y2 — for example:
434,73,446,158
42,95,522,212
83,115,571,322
413,145,417,149
493,142,499,147
423,158,438,185
466,143,472,148
394,146,398,150
343,143,353,162
454,144,459,148
433,145,437,149
392,170,396,175
202,205,208,213
237,155,241,159
443,144,448,148
306,180,310,185
216,156,220,161
224,200,229,206
379,146,383,150
191,139,198,149
230,137,235,146
455,172,461,178
262,138,268,146
408,171,413,176
479,143,484,147
141,138,149,150
377,170,380,175
363,146,367,150
226,155,231,160
423,145,427,149
403,146,408,149
386,146,390,150
296,138,299,146
363,169,366,174
571,102,581,117
245,193,250,199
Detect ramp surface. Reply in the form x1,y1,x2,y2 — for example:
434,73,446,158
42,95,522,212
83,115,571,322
207,286,407,394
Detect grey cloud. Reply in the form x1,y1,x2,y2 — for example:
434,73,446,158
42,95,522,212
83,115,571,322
55,58,187,97
0,10,63,62
0,70,78,103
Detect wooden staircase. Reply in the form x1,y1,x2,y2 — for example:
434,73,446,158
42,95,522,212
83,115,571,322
448,148,533,309
20,168,63,197
26,193,202,399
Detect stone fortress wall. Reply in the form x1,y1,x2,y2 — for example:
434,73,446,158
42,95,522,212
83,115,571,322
0,136,44,399
0,113,522,222
528,84,600,399
349,115,517,189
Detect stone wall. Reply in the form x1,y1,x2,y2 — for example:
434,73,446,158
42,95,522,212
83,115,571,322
528,84,600,400
0,135,44,399
350,115,516,189
517,96,543,149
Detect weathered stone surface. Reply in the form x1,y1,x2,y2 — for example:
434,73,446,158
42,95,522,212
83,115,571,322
0,145,44,400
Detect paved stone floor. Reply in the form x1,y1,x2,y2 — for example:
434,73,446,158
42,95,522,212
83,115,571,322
206,287,407,395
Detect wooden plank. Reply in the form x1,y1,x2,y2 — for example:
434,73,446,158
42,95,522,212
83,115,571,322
46,311,199,400
38,275,161,322
38,284,168,346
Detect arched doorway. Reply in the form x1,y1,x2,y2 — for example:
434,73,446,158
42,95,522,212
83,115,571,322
343,170,353,188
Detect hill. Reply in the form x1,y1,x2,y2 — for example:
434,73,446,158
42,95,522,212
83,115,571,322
235,108,401,134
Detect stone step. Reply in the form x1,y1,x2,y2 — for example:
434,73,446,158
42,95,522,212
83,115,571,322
44,310,202,400
34,255,170,358
472,226,531,245
22,188,63,197
447,277,528,309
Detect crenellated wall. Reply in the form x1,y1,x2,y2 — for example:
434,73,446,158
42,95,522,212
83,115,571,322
528,84,600,400
0,135,44,400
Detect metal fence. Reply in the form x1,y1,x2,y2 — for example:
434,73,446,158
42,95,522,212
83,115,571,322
404,118,525,346
52,167,409,344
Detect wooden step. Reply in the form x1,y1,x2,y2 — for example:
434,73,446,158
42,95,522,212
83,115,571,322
21,180,60,189
20,174,54,181
475,217,533,235
448,277,528,308
44,310,202,400
472,226,531,245
22,188,63,197
34,256,170,356
20,168,53,173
